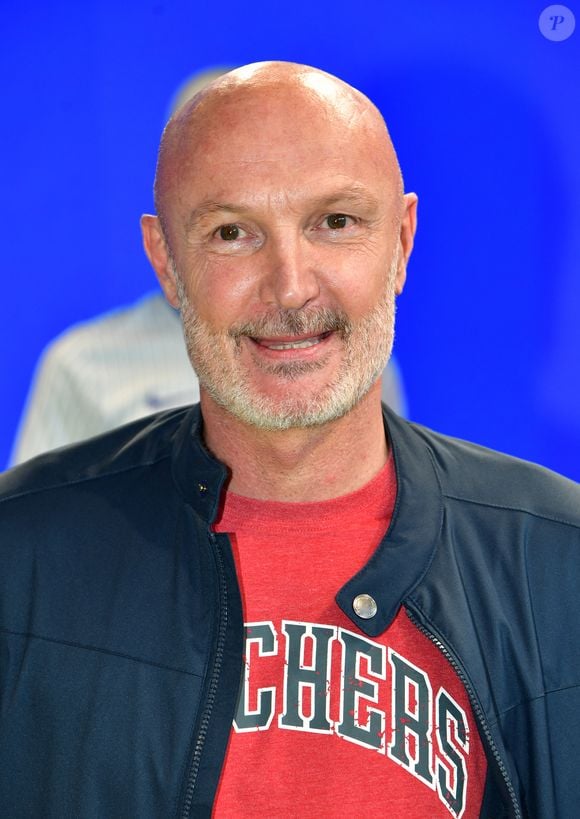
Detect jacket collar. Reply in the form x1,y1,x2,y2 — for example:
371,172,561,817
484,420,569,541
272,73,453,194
171,403,443,638
171,403,230,524
336,407,443,637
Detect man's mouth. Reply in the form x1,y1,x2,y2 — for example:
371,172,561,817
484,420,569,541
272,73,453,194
251,331,332,351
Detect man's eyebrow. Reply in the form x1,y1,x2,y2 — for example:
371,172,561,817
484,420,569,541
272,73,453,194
185,186,380,231
313,187,380,212
186,202,241,231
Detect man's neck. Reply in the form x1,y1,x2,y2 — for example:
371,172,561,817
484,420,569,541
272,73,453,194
200,382,388,502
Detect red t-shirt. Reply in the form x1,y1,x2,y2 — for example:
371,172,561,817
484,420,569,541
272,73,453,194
213,454,486,817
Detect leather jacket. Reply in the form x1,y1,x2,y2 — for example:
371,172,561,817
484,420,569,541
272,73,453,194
1,404,579,817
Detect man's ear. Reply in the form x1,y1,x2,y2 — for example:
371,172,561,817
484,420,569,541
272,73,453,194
394,193,418,296
140,215,180,308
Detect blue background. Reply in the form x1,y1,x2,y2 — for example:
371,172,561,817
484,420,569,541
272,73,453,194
1,0,579,479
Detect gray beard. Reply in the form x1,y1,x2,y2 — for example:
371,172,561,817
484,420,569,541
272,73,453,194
174,255,398,430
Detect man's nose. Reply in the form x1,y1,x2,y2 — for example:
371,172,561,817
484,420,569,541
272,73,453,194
258,233,321,310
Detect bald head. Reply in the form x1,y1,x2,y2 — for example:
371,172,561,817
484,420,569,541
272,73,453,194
153,61,403,242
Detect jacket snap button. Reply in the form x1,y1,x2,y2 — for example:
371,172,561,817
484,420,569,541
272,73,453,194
353,593,377,619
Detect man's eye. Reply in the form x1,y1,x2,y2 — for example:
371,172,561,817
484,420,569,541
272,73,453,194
219,224,242,241
325,213,349,230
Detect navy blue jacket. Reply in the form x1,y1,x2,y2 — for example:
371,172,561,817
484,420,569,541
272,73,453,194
1,404,579,818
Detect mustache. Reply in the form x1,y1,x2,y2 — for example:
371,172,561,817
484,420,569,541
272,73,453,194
229,307,352,340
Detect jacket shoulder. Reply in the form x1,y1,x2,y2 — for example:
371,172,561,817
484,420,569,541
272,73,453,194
0,405,192,505
407,421,580,528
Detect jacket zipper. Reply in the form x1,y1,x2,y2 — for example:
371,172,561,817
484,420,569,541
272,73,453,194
405,606,522,819
181,532,228,818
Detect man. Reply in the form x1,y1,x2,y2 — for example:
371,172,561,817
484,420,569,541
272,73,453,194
9,67,407,467
0,62,578,818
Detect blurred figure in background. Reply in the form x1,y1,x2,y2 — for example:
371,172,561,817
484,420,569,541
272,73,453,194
10,67,407,465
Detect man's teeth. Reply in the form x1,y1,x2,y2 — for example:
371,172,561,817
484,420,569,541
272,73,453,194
262,335,324,350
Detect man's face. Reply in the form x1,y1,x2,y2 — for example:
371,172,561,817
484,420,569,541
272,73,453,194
155,84,409,430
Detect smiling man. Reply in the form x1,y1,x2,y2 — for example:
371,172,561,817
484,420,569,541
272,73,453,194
1,62,579,819
142,63,413,501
